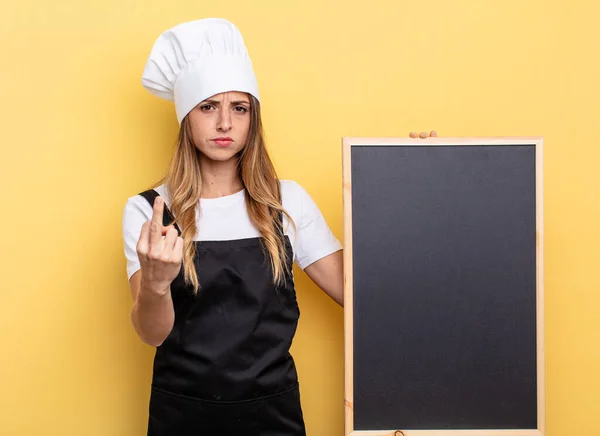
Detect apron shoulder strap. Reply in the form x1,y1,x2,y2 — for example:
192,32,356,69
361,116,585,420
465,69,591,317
138,189,182,236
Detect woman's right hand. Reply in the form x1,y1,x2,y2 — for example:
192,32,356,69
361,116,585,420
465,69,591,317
136,196,184,296
409,130,438,139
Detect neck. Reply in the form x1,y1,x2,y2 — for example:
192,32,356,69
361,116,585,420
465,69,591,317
199,156,244,199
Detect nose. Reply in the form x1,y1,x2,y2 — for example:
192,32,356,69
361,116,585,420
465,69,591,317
217,109,232,132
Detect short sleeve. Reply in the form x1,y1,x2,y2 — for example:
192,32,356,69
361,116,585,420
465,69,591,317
122,195,154,280
291,182,342,270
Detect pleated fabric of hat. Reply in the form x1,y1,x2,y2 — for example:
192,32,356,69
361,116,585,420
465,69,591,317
141,18,260,124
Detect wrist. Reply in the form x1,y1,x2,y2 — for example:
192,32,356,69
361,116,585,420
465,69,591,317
139,275,171,298
136,287,172,313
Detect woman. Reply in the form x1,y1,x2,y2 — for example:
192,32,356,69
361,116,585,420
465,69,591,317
122,18,437,435
122,18,345,435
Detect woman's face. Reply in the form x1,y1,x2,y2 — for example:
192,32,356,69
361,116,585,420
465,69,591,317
187,91,251,162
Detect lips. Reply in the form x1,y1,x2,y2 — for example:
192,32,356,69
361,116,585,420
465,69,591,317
212,137,233,147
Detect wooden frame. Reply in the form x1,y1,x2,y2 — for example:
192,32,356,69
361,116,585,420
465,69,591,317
342,137,545,436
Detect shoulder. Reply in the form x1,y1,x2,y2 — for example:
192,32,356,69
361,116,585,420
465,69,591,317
279,178,301,195
280,179,309,206
125,184,169,207
279,179,314,219
123,184,169,225
279,178,325,225
278,179,342,269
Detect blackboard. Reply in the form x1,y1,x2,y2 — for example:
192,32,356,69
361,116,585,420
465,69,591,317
342,138,544,436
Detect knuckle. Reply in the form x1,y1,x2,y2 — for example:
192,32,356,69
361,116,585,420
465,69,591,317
148,249,162,260
136,242,146,255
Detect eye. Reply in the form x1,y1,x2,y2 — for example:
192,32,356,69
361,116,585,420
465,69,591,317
233,105,248,113
198,104,215,111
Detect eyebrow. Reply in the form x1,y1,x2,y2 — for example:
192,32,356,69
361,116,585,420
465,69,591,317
203,99,250,106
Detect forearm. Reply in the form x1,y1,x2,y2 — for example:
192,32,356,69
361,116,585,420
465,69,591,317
131,283,175,347
305,250,344,307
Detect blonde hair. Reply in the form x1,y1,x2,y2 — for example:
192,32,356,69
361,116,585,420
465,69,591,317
161,95,294,293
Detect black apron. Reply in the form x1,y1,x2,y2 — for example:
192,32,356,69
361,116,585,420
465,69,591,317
139,190,306,436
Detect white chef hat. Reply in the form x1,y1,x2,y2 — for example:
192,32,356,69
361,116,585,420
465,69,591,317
141,18,260,124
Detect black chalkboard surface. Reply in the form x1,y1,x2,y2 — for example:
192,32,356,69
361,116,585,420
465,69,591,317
342,138,544,436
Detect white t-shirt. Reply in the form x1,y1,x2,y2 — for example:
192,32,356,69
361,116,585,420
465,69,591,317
122,179,342,280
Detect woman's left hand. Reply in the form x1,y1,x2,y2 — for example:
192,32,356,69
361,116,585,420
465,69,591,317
409,130,438,139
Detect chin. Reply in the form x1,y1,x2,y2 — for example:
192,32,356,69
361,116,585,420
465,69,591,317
199,147,242,162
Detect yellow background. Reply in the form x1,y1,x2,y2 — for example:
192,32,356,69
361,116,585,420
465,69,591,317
1,0,599,435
